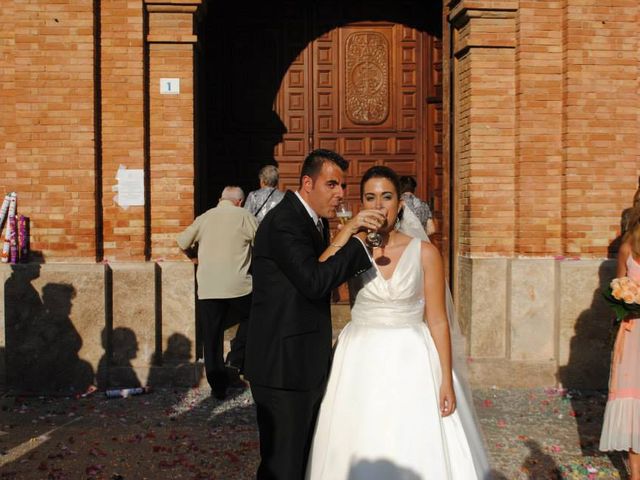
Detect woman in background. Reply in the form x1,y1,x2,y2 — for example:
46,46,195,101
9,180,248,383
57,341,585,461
600,220,640,480
398,175,435,236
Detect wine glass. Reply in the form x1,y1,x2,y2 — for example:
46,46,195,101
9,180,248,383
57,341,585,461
336,202,352,226
365,206,386,248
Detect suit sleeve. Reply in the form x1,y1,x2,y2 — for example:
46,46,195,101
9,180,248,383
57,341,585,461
269,215,371,300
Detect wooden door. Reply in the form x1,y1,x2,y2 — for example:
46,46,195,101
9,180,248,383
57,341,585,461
274,22,443,251
198,3,443,250
311,23,424,218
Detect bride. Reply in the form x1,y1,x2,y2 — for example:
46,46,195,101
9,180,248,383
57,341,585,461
306,166,490,480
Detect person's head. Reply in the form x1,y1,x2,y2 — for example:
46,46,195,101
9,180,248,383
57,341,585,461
298,149,348,218
219,186,245,207
360,166,403,233
258,165,279,188
398,175,417,195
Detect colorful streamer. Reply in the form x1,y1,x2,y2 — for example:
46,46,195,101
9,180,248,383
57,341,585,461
9,215,17,264
0,193,13,232
19,215,29,263
1,194,16,263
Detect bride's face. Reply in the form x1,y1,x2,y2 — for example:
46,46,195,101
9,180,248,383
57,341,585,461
361,176,402,233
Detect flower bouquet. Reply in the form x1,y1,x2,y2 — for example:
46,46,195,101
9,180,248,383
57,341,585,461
602,276,640,323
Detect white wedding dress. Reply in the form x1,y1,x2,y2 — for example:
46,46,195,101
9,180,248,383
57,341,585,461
306,236,490,480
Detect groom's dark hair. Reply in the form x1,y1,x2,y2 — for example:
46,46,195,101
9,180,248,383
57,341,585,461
299,149,349,185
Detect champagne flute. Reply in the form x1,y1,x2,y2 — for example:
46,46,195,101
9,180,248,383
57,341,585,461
365,206,386,248
336,201,353,226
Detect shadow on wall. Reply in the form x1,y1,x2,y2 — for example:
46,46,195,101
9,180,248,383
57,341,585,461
4,264,93,394
556,261,615,461
147,332,202,387
557,261,616,391
96,327,141,391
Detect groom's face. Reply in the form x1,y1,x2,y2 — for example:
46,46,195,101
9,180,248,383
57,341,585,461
304,161,345,219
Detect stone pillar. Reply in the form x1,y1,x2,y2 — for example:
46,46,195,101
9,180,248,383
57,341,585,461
141,1,202,385
515,2,563,255
145,0,200,260
448,0,517,258
101,0,147,260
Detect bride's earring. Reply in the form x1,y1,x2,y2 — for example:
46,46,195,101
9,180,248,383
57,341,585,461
394,208,403,230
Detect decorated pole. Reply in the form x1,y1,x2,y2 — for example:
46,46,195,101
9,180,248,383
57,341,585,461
9,215,17,264
1,193,16,263
19,215,29,263
0,193,13,232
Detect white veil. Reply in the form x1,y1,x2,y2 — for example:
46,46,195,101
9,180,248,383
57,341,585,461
398,207,491,479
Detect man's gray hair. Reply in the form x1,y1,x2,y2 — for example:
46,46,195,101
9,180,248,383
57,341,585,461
220,186,245,202
259,165,279,188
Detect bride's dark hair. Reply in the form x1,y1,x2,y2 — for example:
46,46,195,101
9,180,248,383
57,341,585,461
360,165,401,199
360,166,404,221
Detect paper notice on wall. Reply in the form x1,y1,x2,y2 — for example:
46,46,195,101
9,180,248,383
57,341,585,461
113,165,145,208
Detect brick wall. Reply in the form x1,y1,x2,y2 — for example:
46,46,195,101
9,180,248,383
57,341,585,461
1,0,638,261
0,0,96,261
449,0,640,258
147,4,198,261
515,1,563,255
100,0,146,261
563,0,639,256
0,1,199,262
451,3,517,256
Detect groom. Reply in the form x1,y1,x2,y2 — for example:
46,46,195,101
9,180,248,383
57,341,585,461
244,149,375,479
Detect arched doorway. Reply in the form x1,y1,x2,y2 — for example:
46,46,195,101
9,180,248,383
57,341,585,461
195,0,444,249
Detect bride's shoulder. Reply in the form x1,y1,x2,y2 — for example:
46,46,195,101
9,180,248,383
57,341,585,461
419,241,443,264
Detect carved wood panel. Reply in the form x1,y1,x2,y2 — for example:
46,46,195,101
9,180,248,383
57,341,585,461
424,34,444,253
311,23,424,222
343,30,391,127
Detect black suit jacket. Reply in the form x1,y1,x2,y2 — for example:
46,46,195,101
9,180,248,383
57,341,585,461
244,191,371,391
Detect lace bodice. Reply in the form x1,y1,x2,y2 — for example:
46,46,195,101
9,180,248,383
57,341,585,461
350,237,424,327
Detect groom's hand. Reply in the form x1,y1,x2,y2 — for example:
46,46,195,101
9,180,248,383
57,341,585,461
345,209,386,235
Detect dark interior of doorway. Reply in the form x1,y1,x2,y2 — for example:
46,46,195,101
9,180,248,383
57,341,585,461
194,0,442,214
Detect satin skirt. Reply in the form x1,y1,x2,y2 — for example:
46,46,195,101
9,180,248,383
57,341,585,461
306,319,482,480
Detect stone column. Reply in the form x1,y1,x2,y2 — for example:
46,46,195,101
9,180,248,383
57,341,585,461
448,1,558,386
145,0,200,261
101,0,147,260
144,0,201,385
448,0,517,258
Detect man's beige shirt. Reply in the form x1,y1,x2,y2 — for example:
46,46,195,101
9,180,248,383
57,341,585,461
176,200,258,299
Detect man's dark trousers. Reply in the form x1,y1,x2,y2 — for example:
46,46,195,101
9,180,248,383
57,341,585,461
251,382,325,480
198,293,251,394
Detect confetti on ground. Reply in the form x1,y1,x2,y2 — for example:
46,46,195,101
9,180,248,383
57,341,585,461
0,386,629,479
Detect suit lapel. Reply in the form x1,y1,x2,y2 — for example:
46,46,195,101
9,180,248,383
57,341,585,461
321,218,329,247
285,191,326,253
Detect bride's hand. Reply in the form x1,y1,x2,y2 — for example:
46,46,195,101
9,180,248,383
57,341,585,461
439,382,456,417
343,208,386,235
323,209,386,259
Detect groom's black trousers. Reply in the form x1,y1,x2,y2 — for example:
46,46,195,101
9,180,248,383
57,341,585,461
251,382,326,480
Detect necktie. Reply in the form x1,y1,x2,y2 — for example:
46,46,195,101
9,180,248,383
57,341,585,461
316,218,324,235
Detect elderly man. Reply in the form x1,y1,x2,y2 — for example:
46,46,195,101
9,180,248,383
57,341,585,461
177,186,258,400
244,165,285,223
